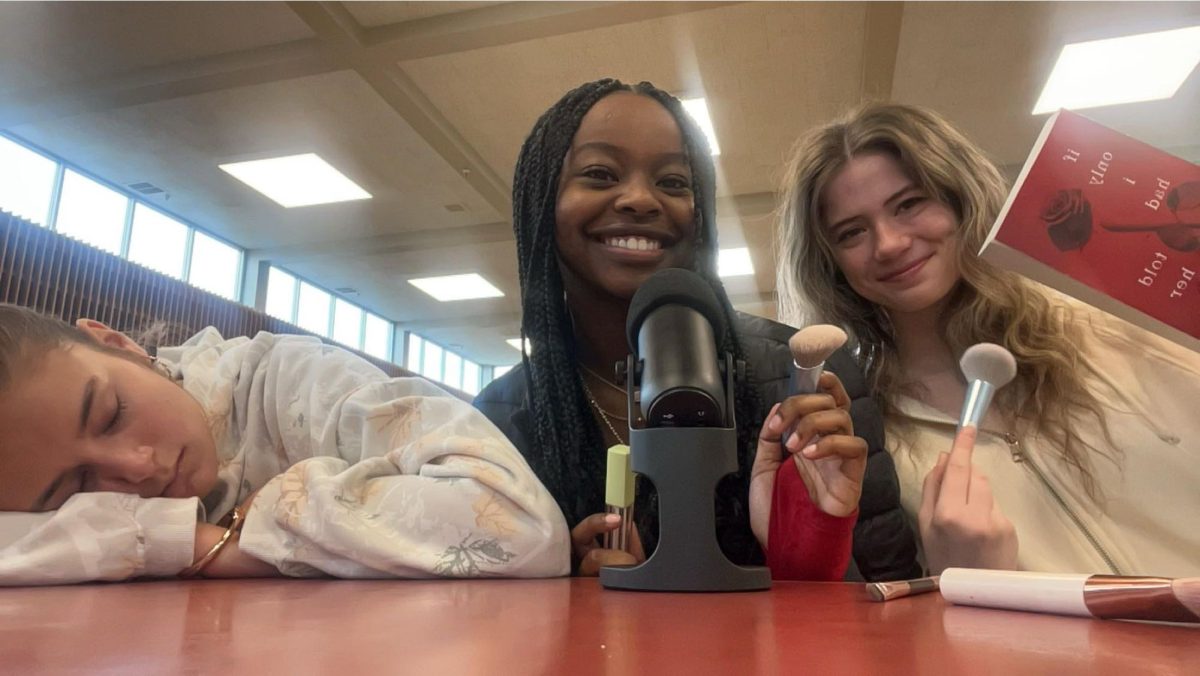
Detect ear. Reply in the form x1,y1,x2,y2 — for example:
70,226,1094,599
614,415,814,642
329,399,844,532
74,319,148,359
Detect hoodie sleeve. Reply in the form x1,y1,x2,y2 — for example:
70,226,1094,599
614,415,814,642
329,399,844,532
235,340,570,579
0,493,199,586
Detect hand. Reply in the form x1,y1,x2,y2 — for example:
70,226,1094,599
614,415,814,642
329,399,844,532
571,513,646,576
750,372,867,549
917,426,1019,575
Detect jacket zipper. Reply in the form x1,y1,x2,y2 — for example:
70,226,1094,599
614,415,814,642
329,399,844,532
1001,432,1122,575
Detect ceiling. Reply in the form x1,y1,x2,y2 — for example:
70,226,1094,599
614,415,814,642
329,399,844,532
1,1,1197,366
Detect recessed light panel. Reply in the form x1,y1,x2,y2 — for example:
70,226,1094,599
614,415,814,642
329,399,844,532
1032,25,1200,114
718,247,754,277
219,153,371,208
681,98,722,156
409,273,504,302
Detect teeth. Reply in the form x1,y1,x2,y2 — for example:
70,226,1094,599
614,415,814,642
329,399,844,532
605,236,661,251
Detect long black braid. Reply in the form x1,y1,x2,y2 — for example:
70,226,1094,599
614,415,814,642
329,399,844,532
511,78,765,563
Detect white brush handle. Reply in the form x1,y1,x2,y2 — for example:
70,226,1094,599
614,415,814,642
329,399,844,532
940,568,1091,617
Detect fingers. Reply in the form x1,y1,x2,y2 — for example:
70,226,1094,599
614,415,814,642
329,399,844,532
571,513,620,555
816,371,852,410
795,434,866,462
919,452,950,529
753,403,785,476
937,425,979,506
786,408,854,452
576,548,638,576
766,393,839,441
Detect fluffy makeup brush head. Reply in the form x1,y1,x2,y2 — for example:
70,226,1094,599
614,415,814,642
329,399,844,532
1173,578,1200,620
789,325,848,368
959,343,1018,387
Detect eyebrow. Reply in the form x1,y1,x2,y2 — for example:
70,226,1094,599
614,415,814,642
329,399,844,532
826,183,917,232
571,141,689,165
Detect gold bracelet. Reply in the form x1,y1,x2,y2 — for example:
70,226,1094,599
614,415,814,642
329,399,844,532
179,506,246,579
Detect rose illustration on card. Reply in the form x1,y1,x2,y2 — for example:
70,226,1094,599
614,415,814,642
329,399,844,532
1041,187,1200,253
1040,189,1093,250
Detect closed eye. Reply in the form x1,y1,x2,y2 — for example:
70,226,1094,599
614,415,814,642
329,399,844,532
104,396,126,435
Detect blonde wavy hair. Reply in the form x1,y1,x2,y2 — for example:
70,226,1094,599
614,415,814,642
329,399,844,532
774,102,1112,497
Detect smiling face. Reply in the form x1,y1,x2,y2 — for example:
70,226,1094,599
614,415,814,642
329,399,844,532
0,322,218,512
554,91,698,302
820,151,962,317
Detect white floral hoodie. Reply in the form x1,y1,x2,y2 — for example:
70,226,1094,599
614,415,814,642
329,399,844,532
0,329,569,585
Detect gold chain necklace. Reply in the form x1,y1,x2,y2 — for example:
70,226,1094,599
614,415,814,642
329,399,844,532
580,378,628,445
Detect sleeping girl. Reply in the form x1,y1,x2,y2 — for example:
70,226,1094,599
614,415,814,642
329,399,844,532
0,303,569,584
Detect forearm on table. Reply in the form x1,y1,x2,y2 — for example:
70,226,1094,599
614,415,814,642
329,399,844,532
193,523,281,578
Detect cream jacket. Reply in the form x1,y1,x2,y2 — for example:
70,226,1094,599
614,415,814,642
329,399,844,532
890,308,1200,578
0,329,569,585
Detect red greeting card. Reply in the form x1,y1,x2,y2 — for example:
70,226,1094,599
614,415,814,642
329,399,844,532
981,109,1200,352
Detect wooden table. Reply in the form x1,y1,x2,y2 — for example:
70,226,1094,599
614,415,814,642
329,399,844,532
0,578,1195,674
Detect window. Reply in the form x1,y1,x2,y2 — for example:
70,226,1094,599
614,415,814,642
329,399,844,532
443,352,462,390
296,281,331,337
0,136,57,226
363,314,391,362
493,365,513,379
188,231,241,300
422,341,443,382
332,299,363,349
54,169,128,255
462,361,481,396
127,204,188,278
406,334,424,372
265,267,297,321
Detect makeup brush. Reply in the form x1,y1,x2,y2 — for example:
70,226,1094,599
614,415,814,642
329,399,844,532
785,325,848,448
866,575,941,602
603,444,635,551
788,325,849,394
940,568,1200,624
958,343,1017,430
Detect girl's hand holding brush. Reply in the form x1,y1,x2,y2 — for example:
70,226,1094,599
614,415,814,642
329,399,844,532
750,372,867,547
919,425,1018,575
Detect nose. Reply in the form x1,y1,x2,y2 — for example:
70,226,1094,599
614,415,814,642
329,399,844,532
873,217,912,260
89,445,160,492
614,174,662,219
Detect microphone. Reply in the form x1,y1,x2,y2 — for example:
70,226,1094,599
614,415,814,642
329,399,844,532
625,268,728,428
601,267,770,592
958,343,1017,429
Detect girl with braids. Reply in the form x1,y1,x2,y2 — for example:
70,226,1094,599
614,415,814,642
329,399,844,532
475,78,920,580
775,102,1200,577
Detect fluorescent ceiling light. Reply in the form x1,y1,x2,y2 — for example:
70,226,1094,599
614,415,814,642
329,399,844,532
219,153,371,208
409,273,504,302
506,338,531,354
718,247,754,277
681,98,721,156
1032,25,1200,114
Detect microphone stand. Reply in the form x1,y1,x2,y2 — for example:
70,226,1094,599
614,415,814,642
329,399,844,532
599,353,771,592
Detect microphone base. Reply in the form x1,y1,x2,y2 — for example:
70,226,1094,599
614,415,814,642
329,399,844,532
600,425,771,593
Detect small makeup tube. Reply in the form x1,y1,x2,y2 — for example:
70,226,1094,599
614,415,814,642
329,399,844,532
603,444,635,552
865,575,941,602
940,568,1200,624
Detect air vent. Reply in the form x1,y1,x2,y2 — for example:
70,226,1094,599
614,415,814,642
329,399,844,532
128,181,165,195
334,287,359,296
444,203,466,212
